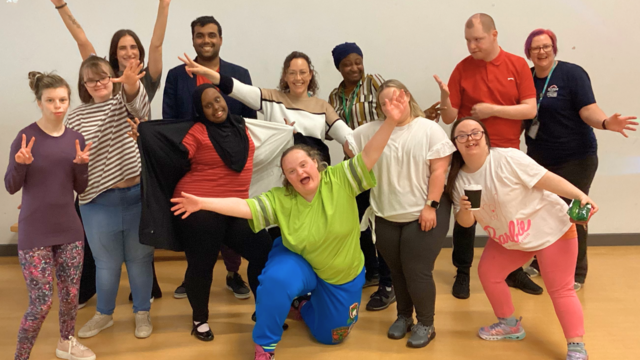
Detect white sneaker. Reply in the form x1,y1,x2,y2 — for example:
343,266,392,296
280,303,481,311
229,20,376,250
56,336,96,360
77,302,87,310
135,311,153,339
574,282,583,291
523,266,540,278
78,312,113,338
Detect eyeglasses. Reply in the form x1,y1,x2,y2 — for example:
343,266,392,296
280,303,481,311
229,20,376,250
286,70,309,78
530,44,553,53
454,130,485,143
84,76,111,88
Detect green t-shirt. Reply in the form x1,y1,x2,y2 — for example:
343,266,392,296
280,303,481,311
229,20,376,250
246,154,376,285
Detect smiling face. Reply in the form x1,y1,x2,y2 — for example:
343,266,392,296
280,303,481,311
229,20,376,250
192,23,223,62
285,58,312,97
453,119,489,160
116,35,141,71
200,88,228,123
338,53,364,85
82,64,114,103
529,34,556,70
37,87,70,120
281,149,320,197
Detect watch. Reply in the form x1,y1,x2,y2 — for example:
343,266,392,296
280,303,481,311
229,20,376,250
426,200,440,209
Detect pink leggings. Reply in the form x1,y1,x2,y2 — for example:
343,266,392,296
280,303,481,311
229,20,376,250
478,237,584,339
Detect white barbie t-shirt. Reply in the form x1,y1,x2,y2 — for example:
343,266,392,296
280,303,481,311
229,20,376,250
452,148,572,251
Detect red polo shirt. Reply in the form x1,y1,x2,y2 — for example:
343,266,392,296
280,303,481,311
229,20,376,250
448,48,536,148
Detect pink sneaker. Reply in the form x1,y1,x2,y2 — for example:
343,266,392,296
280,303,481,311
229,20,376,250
254,344,275,360
55,336,96,360
478,317,526,341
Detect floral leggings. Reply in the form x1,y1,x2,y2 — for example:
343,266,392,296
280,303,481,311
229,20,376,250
15,241,83,360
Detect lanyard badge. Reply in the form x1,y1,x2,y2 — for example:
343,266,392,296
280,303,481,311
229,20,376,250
528,61,557,139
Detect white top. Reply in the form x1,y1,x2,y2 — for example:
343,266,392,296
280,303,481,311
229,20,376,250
452,148,572,251
349,117,456,222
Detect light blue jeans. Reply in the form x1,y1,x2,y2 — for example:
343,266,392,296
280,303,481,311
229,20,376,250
79,184,153,314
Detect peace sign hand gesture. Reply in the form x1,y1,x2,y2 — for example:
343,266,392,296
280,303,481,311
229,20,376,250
112,60,145,88
604,113,638,138
15,134,35,165
178,53,220,84
424,101,442,122
73,140,92,164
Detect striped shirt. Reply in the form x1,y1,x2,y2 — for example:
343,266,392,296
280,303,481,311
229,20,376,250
328,74,385,130
172,122,255,199
65,84,150,204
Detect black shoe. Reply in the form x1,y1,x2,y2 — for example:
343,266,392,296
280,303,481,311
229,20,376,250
174,283,187,299
191,321,214,342
366,286,396,311
226,272,251,299
452,273,470,299
506,269,543,295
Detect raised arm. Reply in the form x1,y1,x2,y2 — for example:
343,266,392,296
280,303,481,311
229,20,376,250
147,0,171,82
170,192,252,219
51,0,96,60
360,90,405,170
179,54,263,110
533,171,598,214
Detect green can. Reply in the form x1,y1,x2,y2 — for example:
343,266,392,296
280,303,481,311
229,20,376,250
567,200,592,222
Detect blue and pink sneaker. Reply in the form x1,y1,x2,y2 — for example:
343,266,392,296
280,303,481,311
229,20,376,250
478,317,526,341
566,351,588,360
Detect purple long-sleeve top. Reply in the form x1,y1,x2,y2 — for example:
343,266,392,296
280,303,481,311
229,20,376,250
4,122,88,250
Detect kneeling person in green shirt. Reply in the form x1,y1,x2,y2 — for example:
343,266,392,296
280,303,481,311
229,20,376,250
171,90,409,360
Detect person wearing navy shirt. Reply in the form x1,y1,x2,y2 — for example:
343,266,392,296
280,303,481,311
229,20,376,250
522,28,637,291
163,15,257,300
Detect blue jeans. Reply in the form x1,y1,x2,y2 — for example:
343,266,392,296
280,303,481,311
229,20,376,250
79,184,153,314
253,237,365,349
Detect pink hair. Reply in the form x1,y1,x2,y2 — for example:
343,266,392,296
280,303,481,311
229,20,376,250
524,28,558,59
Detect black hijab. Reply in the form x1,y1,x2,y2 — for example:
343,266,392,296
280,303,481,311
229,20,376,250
192,84,249,172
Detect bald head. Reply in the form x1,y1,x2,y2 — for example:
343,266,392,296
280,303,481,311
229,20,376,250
465,13,496,34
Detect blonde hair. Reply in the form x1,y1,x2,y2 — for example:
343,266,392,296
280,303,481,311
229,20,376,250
376,79,425,119
280,144,327,196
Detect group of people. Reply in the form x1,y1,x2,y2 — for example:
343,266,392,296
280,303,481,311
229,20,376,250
5,1,637,359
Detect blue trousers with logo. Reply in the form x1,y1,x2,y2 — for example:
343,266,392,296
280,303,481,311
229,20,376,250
253,237,365,350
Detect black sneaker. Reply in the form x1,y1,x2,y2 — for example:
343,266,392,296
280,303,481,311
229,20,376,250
366,286,396,311
452,273,470,299
506,269,543,295
226,272,251,299
174,283,187,299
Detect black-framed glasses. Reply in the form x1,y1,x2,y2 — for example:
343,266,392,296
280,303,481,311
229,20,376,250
530,44,553,53
84,76,111,88
454,130,484,143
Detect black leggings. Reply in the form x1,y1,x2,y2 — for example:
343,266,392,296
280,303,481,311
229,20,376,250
357,190,392,287
374,195,451,326
177,211,272,323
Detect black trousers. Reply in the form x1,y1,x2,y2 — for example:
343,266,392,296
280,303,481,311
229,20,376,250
530,155,598,283
357,190,392,287
177,211,272,323
374,195,451,326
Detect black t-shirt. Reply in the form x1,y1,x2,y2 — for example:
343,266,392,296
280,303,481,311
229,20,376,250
524,61,597,167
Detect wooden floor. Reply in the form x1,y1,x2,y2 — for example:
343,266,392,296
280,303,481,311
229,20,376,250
1,247,638,360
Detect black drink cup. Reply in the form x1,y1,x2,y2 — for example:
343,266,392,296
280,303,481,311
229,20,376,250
464,184,482,210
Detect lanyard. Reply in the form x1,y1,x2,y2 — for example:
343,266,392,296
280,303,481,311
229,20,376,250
341,81,361,125
533,61,557,112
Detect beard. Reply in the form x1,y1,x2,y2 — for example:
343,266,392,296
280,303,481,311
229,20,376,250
195,47,221,63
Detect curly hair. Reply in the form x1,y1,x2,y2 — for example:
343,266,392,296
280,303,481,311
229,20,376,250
277,51,319,96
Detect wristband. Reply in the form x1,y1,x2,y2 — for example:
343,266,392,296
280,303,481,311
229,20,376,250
55,3,68,9
602,118,607,130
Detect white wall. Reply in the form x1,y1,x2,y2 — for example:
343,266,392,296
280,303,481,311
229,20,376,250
0,0,638,245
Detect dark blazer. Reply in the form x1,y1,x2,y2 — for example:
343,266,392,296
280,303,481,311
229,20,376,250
162,58,257,120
